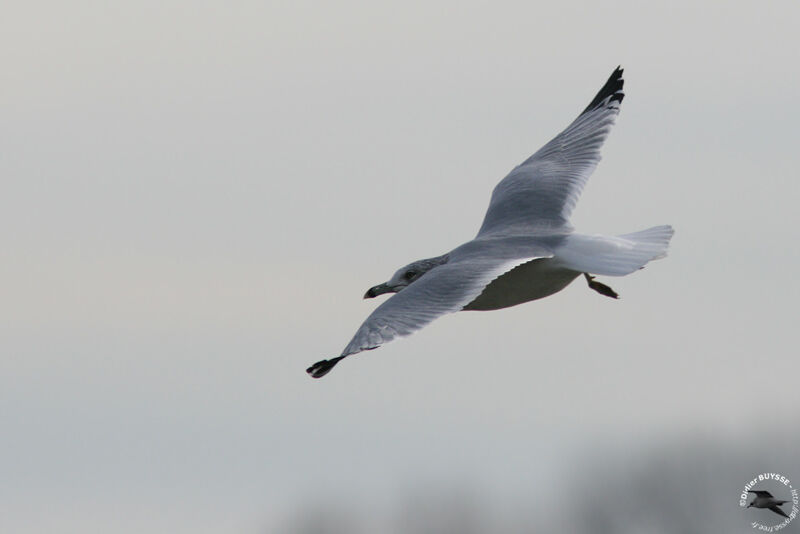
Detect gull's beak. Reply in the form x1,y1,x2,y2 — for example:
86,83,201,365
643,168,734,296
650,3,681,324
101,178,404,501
364,283,392,299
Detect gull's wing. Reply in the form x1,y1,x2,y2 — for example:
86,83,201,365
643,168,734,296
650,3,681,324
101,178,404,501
477,67,625,237
768,505,790,519
307,246,552,378
749,490,775,498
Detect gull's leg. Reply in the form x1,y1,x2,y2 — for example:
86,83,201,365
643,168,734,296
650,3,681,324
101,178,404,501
583,273,619,299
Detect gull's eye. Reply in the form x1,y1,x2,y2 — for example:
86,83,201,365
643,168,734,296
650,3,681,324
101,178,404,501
404,270,417,280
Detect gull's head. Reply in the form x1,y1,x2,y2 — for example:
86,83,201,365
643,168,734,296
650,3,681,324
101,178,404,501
364,254,449,299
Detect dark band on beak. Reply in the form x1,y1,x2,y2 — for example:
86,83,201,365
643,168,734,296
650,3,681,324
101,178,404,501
364,283,392,299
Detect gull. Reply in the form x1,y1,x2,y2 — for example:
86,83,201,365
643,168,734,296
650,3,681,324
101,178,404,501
747,490,792,519
307,66,674,378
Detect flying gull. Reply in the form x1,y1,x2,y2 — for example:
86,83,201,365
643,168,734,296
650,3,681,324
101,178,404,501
308,66,674,378
747,490,792,519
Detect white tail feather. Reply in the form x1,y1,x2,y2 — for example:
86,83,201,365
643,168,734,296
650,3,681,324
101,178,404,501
556,225,674,276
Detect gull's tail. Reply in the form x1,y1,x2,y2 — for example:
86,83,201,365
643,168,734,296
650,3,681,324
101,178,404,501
556,225,674,276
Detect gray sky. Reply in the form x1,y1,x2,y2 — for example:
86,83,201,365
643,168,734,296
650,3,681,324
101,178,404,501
2,1,799,532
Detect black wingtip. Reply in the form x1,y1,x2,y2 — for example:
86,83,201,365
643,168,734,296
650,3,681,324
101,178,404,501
581,66,625,115
306,356,345,378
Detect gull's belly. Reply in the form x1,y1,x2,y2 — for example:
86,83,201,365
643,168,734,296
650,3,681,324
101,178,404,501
463,258,580,311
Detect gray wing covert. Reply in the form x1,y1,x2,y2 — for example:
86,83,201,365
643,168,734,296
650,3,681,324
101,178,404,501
477,67,625,237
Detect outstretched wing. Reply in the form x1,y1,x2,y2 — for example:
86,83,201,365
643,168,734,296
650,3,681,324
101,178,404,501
477,67,625,237
346,253,552,354
768,505,790,519
307,251,550,378
749,490,774,498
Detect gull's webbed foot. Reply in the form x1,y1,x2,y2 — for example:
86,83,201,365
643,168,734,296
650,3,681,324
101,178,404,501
584,273,619,299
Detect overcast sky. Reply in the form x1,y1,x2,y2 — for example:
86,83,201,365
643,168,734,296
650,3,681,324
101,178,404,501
2,1,799,532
